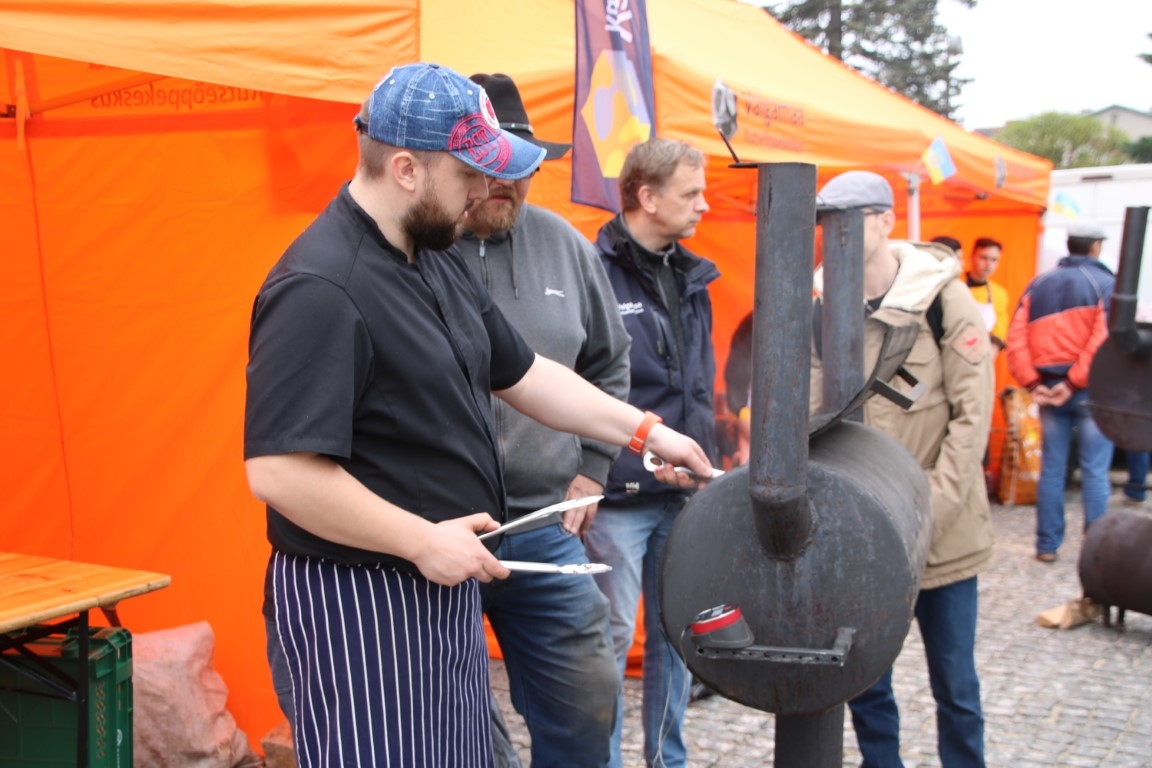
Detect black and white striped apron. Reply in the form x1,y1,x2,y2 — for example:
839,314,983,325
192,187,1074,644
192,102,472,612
270,551,493,767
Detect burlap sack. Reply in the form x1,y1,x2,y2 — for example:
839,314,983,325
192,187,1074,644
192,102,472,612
1036,597,1102,629
133,622,260,767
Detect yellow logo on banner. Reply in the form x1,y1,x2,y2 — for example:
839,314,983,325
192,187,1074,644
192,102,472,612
578,50,653,179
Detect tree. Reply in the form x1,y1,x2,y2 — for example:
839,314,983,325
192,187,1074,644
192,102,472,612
994,112,1131,169
764,0,975,120
1141,33,1152,66
1127,136,1152,164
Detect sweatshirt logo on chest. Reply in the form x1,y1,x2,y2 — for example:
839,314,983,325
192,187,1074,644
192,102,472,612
619,301,645,316
545,287,566,298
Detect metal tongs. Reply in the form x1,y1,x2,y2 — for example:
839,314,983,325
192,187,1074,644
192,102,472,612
478,495,604,541
499,560,613,575
642,451,725,482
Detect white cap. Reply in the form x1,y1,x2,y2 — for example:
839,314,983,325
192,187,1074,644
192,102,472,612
1067,221,1106,240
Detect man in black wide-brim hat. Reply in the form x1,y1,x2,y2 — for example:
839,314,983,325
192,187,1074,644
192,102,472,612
459,72,632,767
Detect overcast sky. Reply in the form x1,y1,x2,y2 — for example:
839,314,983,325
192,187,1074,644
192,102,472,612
739,0,1152,131
938,0,1152,129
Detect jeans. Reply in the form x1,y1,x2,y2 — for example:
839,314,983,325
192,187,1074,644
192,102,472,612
481,523,619,768
583,500,691,768
1036,389,1115,555
849,577,985,768
265,612,295,725
490,688,523,768
1124,450,1150,502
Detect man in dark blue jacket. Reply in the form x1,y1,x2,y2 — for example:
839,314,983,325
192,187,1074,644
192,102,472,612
583,137,719,768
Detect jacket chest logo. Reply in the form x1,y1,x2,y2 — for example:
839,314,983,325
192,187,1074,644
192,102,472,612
619,301,645,316
545,287,566,298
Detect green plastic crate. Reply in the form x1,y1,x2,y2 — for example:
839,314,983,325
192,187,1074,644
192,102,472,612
0,626,133,768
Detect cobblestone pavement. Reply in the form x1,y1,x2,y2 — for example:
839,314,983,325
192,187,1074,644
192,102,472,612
490,495,1152,767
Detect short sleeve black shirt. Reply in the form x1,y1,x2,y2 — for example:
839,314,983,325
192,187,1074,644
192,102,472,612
244,184,535,570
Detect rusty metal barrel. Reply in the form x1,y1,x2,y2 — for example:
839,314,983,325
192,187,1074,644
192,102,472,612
660,163,931,766
1078,508,1152,622
1081,206,1152,626
661,424,930,713
1088,206,1152,451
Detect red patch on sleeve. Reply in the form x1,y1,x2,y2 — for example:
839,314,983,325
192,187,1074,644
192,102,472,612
951,323,991,365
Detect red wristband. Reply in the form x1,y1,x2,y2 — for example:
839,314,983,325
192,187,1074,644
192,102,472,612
628,411,663,455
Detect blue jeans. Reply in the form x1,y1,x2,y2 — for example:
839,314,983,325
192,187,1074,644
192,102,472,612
481,523,618,768
1036,390,1115,555
265,612,295,725
583,500,691,768
1124,450,1149,502
849,577,985,768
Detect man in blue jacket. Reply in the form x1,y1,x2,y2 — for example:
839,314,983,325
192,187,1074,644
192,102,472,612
1007,221,1116,562
583,137,719,768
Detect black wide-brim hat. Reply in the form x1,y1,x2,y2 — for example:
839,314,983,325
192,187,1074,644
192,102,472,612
470,73,571,161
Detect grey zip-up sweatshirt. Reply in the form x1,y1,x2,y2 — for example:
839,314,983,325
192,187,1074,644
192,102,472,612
458,203,632,517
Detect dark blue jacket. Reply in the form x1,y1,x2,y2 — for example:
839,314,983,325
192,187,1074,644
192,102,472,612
596,215,721,505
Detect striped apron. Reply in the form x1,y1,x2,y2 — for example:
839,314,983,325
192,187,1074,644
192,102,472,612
270,552,494,767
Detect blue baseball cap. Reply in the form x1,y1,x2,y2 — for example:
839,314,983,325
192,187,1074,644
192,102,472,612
364,63,546,181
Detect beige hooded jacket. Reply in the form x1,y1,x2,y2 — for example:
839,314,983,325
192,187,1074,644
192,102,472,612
811,241,995,589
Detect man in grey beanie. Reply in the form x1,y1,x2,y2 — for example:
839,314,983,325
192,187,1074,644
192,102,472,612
812,170,995,768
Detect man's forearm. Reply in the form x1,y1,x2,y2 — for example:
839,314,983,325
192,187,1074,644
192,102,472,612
497,355,642,446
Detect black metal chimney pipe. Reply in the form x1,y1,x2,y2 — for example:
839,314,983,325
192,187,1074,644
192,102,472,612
818,208,866,417
748,163,817,560
1109,206,1151,356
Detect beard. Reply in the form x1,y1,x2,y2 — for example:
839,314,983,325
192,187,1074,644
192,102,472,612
403,184,464,253
468,182,522,237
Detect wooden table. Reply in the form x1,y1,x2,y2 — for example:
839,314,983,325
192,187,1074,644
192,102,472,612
0,552,170,767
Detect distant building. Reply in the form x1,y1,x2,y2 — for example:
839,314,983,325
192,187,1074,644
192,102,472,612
1089,105,1152,141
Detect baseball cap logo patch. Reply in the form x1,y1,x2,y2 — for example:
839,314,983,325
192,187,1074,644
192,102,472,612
449,116,513,173
479,90,500,131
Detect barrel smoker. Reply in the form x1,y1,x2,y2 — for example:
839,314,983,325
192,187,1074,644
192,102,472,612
660,163,933,766
1082,205,1152,627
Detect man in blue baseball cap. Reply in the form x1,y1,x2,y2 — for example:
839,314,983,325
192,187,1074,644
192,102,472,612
244,62,714,767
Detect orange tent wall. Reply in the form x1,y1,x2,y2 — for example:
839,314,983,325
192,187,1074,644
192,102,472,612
2,0,1049,750
1,64,361,741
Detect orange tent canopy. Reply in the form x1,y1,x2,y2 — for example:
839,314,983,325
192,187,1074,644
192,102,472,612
1,0,1049,749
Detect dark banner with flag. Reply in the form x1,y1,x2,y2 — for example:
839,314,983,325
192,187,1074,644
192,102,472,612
572,0,657,212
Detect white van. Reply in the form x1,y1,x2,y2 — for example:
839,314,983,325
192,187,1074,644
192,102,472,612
1042,163,1152,319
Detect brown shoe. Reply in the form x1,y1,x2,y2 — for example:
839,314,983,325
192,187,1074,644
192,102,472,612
1035,552,1057,563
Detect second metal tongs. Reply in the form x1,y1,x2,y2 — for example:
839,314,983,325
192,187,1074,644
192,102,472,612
478,495,604,541
642,451,725,482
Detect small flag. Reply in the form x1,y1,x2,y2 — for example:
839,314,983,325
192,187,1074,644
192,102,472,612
920,137,957,184
1051,192,1080,219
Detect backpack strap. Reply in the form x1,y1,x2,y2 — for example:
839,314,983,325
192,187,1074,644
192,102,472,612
813,293,944,360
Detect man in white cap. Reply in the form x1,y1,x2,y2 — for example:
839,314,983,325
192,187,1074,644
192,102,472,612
1007,220,1116,562
811,170,995,768
243,62,713,767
